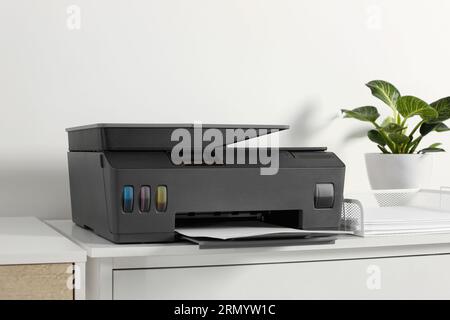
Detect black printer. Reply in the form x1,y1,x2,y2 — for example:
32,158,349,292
66,124,345,244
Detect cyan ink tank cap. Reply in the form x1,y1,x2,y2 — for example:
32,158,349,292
122,186,134,213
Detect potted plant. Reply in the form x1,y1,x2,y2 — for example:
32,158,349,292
342,80,450,190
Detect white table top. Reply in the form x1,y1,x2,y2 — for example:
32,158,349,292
0,217,86,265
48,220,450,263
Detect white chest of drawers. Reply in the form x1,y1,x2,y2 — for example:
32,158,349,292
49,220,450,300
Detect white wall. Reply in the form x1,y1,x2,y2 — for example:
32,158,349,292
1,0,450,219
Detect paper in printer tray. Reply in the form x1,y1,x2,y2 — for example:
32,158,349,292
175,221,352,249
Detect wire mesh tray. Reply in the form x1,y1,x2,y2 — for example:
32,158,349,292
343,188,450,236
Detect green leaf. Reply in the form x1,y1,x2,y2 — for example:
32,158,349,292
417,147,445,153
430,97,450,122
382,123,405,133
420,122,450,136
368,130,386,146
396,96,438,121
429,143,442,148
388,132,410,145
435,123,450,132
341,106,380,122
420,122,438,136
366,80,401,109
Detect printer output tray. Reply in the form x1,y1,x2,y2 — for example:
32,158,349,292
179,234,337,249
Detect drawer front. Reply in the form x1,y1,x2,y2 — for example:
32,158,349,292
0,263,74,300
113,254,450,299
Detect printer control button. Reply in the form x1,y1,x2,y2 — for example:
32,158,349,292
122,186,134,213
314,183,334,209
156,185,168,212
140,186,151,213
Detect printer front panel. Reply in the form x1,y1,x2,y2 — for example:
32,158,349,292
105,162,345,239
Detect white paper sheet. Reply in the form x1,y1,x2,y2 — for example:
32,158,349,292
365,206,450,225
175,221,352,240
363,206,450,235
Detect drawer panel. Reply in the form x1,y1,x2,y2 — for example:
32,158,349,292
0,263,74,300
113,254,450,299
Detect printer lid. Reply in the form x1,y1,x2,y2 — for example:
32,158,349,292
66,123,289,151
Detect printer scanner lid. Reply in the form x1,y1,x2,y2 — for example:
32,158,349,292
66,123,289,151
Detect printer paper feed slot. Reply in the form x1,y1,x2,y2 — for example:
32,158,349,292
66,123,289,151
175,210,303,229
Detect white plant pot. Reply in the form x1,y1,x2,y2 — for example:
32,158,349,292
365,153,433,190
